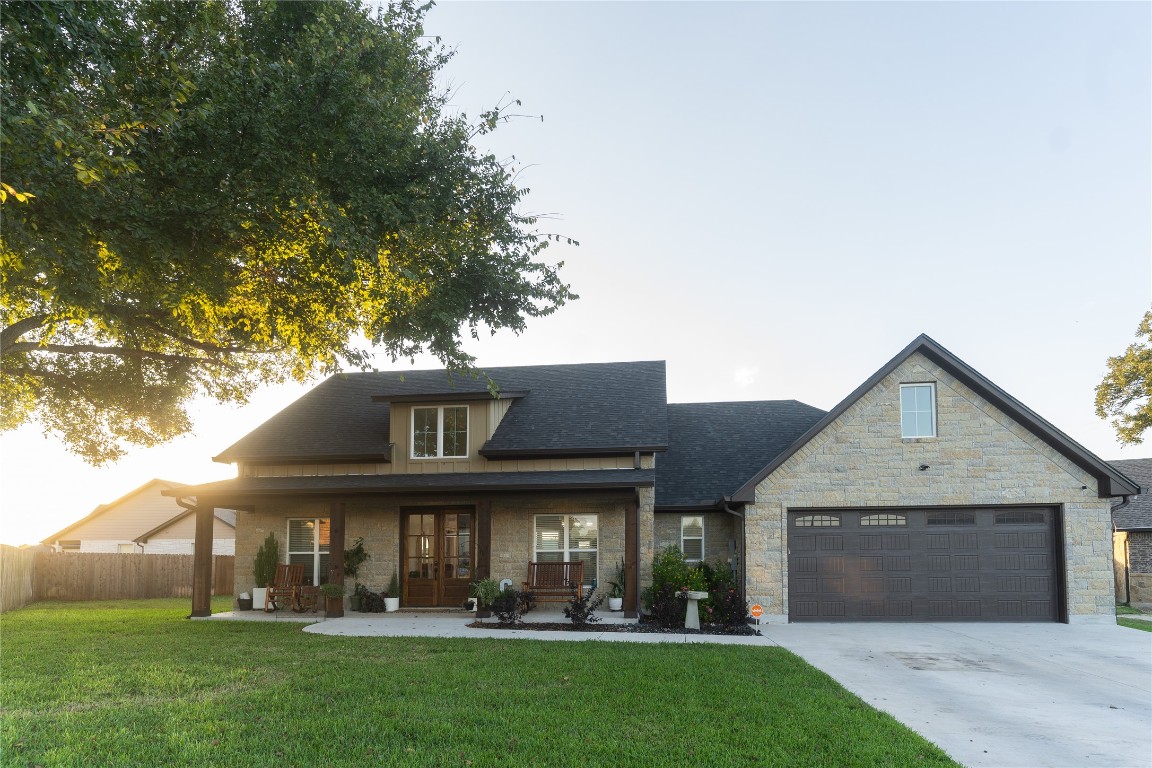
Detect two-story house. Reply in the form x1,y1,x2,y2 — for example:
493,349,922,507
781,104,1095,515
174,335,1138,624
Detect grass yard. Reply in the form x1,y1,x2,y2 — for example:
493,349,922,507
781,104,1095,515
1117,618,1152,632
1,600,958,768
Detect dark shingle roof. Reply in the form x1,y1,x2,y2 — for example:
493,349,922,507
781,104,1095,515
1109,458,1152,530
171,469,654,499
655,400,826,508
214,361,668,463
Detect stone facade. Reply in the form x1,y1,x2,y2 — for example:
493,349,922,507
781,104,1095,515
1121,531,1152,606
746,352,1115,623
654,511,738,566
233,492,633,609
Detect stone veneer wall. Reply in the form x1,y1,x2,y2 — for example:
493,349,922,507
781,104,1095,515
654,512,738,565
233,493,636,606
745,352,1115,623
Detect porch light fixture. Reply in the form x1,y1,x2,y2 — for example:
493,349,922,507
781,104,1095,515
919,464,930,471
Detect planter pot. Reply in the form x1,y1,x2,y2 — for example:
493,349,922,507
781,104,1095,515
383,596,400,612
475,608,492,619
608,596,623,611
237,597,253,611
349,595,362,612
252,587,268,611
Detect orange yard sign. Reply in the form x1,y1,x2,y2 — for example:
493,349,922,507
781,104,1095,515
750,604,763,618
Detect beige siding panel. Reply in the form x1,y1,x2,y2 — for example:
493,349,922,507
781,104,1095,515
51,483,184,546
745,352,1115,622
152,515,234,540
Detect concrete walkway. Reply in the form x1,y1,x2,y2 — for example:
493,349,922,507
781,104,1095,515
199,610,1151,767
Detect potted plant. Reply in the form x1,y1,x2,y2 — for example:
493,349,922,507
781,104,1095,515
470,577,500,619
383,570,400,612
607,559,625,611
318,583,344,616
344,537,370,611
252,532,279,610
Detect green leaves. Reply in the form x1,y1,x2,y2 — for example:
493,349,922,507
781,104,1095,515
1096,310,1152,445
1,0,576,464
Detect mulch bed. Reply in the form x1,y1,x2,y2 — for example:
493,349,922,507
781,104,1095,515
468,620,761,636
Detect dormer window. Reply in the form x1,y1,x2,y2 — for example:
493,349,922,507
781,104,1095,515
412,406,469,458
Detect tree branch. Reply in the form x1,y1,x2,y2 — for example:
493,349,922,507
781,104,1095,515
4,342,232,367
0,314,50,354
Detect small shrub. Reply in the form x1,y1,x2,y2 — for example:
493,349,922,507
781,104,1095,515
354,583,386,612
253,533,279,588
343,538,370,583
706,586,748,627
385,571,399,598
564,588,604,626
491,588,534,625
646,583,688,628
469,578,501,609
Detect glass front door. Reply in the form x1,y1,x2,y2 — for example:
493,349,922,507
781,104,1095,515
403,508,473,607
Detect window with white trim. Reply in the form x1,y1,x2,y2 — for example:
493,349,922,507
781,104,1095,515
118,543,136,554
287,518,330,586
681,516,704,562
412,406,469,458
534,514,598,587
900,383,936,438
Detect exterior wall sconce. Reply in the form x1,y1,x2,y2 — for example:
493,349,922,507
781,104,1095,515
919,464,930,471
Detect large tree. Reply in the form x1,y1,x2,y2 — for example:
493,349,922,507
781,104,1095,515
1,0,575,464
1096,310,1152,445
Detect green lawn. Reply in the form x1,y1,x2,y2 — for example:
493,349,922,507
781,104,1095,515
1118,618,1152,632
1,600,958,768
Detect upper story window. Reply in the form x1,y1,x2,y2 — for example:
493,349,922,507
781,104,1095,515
900,383,936,438
412,406,468,459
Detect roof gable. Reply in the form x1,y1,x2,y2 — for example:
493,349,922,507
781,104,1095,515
732,334,1138,502
41,479,185,545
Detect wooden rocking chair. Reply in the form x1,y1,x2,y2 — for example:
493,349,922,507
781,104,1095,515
264,563,305,612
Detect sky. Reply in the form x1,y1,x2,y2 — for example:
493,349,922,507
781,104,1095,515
1,1,1150,547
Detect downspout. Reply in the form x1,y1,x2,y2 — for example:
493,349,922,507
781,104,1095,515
721,497,745,607
1112,495,1133,606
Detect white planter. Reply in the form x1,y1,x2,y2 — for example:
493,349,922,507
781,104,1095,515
384,596,400,612
252,587,268,611
608,596,623,611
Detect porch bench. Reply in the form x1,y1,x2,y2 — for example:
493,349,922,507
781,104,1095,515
524,561,584,604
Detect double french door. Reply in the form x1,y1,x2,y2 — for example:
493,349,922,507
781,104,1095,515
403,507,474,607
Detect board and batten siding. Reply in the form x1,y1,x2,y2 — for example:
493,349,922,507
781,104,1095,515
744,352,1115,624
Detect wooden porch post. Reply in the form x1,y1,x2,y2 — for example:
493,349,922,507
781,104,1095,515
476,499,492,581
327,501,345,618
190,503,214,617
624,498,639,618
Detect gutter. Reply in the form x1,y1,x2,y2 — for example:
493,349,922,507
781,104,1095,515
722,497,747,606
1113,495,1134,605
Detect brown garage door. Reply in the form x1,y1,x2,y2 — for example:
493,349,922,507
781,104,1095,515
787,507,1059,622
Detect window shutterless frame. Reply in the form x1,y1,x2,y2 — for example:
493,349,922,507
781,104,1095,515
899,382,937,438
681,515,704,562
411,405,469,459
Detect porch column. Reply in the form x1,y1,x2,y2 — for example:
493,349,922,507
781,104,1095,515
327,501,345,618
190,503,214,618
476,500,492,581
624,498,639,618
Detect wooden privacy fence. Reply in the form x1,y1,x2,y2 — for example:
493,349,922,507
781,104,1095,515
1,545,36,613
0,552,234,609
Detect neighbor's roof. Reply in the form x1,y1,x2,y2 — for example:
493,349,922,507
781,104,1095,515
656,401,826,509
133,508,237,544
731,334,1140,501
213,361,669,463
1109,458,1152,531
41,478,185,545
166,469,654,503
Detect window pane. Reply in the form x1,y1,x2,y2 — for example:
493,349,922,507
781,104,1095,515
443,407,468,457
682,537,703,561
317,519,330,550
682,516,703,538
571,550,598,587
413,408,438,457
535,515,564,552
569,515,598,551
288,519,315,551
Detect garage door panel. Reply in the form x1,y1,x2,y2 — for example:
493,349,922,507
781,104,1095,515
788,507,1058,622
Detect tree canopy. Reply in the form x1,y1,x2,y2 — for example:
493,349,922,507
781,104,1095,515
1,0,575,464
1096,310,1152,445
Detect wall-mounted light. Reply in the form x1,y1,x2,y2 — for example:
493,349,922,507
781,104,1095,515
919,464,930,471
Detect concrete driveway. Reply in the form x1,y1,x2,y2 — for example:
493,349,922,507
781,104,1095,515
758,622,1152,768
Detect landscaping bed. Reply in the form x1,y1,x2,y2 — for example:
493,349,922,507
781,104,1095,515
469,619,761,635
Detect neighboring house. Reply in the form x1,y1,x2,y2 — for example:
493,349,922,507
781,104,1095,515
42,479,236,555
1107,458,1152,606
174,335,1138,624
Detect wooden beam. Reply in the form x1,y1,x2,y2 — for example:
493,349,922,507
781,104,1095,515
190,504,214,617
327,501,345,618
624,498,639,618
475,499,492,581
